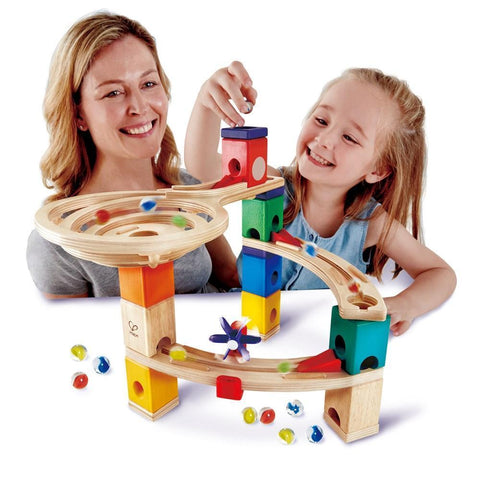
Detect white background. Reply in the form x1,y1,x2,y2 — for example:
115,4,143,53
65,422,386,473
0,0,478,478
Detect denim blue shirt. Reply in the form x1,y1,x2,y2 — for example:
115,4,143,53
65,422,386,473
238,169,379,291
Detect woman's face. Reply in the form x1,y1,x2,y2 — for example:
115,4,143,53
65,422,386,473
77,34,168,164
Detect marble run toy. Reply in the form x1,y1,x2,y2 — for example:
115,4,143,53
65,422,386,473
34,126,390,443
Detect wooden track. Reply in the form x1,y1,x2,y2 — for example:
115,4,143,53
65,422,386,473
243,238,387,321
34,177,284,267
126,345,383,392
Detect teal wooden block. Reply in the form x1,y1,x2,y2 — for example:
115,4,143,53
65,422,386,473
242,195,284,242
329,305,390,375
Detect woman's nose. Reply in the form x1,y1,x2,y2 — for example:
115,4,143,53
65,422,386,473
127,90,148,115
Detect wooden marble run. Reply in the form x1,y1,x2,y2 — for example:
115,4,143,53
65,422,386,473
34,127,390,443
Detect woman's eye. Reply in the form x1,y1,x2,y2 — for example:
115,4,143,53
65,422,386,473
143,81,157,88
105,90,122,98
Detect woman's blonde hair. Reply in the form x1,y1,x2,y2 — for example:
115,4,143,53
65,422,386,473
41,11,180,202
284,68,426,280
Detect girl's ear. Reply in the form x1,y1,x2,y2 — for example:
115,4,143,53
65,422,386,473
365,166,391,184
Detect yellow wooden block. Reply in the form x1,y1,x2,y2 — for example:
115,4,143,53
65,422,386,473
324,378,383,442
241,290,281,340
121,297,176,357
125,357,179,420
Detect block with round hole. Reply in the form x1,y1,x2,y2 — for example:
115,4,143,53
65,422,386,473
125,357,179,420
221,136,267,187
329,305,390,375
241,246,282,297
242,195,284,242
241,290,281,340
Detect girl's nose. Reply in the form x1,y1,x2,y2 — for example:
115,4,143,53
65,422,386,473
315,133,334,150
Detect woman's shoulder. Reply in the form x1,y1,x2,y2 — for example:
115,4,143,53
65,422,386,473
178,168,201,186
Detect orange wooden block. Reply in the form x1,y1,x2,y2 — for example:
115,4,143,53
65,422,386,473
118,263,174,307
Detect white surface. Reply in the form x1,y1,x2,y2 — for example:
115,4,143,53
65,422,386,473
1,0,477,478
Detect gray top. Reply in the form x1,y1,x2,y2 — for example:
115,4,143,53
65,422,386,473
26,170,213,297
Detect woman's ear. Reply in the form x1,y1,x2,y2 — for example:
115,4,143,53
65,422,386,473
76,107,88,132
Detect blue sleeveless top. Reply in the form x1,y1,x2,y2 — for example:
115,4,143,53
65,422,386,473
279,169,379,290
237,169,380,291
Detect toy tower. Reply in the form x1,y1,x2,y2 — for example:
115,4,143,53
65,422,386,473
118,264,179,419
219,127,284,340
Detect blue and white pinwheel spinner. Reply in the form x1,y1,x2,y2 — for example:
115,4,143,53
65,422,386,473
209,317,261,361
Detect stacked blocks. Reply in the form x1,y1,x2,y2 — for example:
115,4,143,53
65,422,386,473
242,194,283,241
119,263,179,419
329,305,390,375
226,126,284,339
221,127,268,187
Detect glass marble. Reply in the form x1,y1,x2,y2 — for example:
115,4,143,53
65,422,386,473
139,197,157,212
277,361,292,373
306,425,324,443
72,372,88,389
242,407,258,424
70,344,88,361
303,241,316,257
259,407,275,424
171,214,187,228
95,209,110,224
278,428,295,445
169,345,187,361
93,356,111,374
286,399,304,417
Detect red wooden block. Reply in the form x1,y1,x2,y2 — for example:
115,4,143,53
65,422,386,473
221,137,267,187
296,349,343,373
216,375,244,400
271,229,303,247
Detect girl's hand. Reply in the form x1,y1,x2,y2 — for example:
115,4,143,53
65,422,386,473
384,296,414,336
197,61,257,128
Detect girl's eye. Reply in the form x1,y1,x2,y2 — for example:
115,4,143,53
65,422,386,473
315,117,327,126
344,134,359,145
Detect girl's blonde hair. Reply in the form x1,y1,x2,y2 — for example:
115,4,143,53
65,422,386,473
41,11,180,202
284,68,426,280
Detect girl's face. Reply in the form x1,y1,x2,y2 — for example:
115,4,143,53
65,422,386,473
296,77,396,193
77,35,168,164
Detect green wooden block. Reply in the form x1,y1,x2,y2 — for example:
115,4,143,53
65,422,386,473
329,305,390,375
242,195,284,241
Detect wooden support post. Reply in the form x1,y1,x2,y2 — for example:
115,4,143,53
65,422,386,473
323,378,383,442
125,357,179,420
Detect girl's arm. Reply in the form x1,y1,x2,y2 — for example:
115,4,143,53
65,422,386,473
184,61,257,182
366,209,457,336
206,236,240,290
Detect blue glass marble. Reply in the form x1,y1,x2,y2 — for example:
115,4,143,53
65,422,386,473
306,425,324,443
139,197,157,212
286,399,304,417
93,355,111,374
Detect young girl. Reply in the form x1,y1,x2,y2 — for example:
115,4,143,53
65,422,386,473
184,61,456,336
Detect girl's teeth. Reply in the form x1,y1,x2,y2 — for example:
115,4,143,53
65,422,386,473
310,149,332,166
125,122,153,135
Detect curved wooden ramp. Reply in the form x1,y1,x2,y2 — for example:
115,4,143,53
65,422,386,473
126,345,383,393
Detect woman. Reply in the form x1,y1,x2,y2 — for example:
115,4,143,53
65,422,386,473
27,12,239,298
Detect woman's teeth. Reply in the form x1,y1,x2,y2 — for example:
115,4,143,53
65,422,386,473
124,122,153,135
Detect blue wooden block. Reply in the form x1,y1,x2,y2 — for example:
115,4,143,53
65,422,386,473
329,306,390,375
221,126,268,140
255,186,285,200
241,247,282,297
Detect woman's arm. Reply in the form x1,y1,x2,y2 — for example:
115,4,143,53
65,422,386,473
366,210,457,336
184,61,257,182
